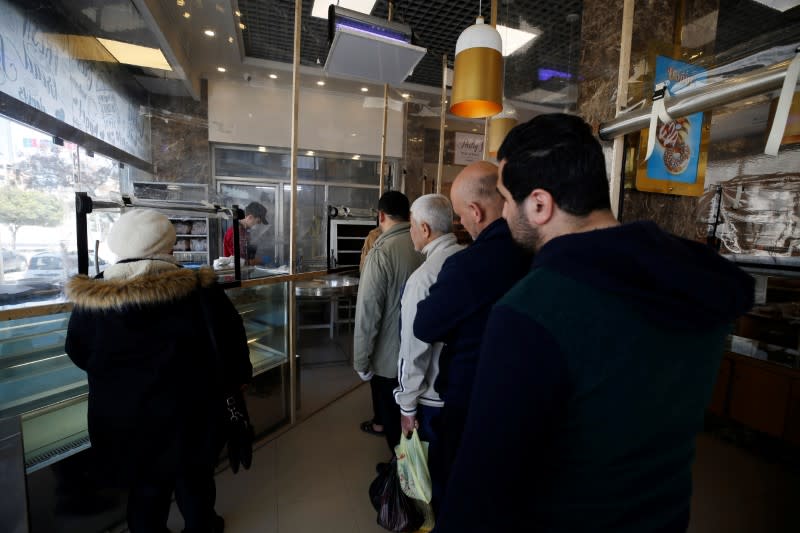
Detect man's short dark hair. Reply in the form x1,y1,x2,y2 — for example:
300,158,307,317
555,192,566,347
497,113,610,216
245,202,267,222
377,191,410,221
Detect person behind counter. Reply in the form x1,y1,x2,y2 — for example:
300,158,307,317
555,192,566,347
223,201,267,263
65,209,252,533
432,114,755,533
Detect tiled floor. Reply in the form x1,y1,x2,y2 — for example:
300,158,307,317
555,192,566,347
167,384,389,533
166,384,800,533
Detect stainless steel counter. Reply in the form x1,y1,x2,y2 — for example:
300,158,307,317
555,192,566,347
295,274,359,298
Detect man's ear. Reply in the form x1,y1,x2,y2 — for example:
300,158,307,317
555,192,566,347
421,221,432,239
524,189,555,226
468,202,483,224
378,211,386,224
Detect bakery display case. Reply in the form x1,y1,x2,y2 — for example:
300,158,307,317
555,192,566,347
0,312,89,473
0,279,291,475
710,257,800,445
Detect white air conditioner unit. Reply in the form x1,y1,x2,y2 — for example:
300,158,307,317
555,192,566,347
324,5,427,85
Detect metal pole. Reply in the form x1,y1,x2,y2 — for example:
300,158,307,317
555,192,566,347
288,0,302,425
437,54,447,194
75,192,90,275
378,2,393,196
483,0,498,161
609,0,634,219
379,84,388,195
599,58,795,140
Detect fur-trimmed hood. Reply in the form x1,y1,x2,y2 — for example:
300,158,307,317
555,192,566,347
66,264,217,310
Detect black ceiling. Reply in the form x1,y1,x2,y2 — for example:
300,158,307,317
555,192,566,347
238,0,584,107
715,0,800,63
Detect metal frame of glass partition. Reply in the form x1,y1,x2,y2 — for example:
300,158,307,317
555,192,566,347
210,144,388,422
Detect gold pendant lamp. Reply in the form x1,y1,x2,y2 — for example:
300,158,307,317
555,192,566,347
487,100,517,157
450,12,504,118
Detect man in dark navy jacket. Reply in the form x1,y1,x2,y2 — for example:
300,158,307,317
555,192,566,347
413,160,530,511
432,114,754,533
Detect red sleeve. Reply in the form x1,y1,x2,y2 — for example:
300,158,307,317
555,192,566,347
223,226,234,257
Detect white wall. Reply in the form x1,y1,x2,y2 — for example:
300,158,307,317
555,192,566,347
208,79,403,157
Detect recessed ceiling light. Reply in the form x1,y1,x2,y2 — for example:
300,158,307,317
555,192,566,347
228,36,234,43
183,11,191,18
316,80,326,86
401,93,410,98
204,29,215,37
311,0,376,19
176,0,185,6
235,9,241,16
217,67,226,72
472,128,478,132
306,150,315,156
352,154,361,160
496,24,540,56
269,73,278,79
258,146,267,152
350,133,357,136
360,87,368,92
239,22,246,30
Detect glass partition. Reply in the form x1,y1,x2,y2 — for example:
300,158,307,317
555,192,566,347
284,183,327,271
217,181,282,276
213,146,388,276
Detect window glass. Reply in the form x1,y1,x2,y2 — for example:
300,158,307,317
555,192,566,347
0,115,80,308
328,187,379,211
318,157,381,185
214,147,288,178
214,146,389,186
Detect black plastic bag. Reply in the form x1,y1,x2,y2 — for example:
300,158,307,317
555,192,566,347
224,389,253,474
369,458,425,532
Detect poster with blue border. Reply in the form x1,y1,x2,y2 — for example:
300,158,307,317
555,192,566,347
646,55,706,184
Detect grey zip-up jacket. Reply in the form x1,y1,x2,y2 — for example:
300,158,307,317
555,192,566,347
354,222,423,378
394,233,465,415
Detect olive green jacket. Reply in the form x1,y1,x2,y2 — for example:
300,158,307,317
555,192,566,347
354,222,423,378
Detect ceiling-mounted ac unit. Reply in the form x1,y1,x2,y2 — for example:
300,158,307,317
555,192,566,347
324,5,427,85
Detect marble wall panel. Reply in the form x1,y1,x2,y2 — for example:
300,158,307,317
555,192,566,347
580,0,722,238
576,0,624,128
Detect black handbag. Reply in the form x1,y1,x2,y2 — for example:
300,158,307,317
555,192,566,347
222,388,253,473
200,295,254,474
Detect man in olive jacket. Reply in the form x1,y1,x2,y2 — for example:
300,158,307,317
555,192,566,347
354,191,423,452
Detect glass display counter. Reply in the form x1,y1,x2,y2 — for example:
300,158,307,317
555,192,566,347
0,312,89,473
0,279,291,474
710,257,800,445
